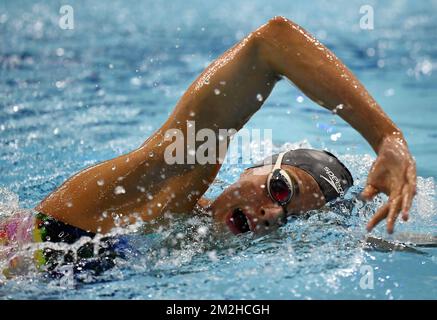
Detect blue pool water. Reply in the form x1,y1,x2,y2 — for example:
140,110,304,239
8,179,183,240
1,0,436,299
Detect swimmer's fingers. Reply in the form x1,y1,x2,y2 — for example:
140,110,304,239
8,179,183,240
359,184,379,201
401,163,417,221
366,202,390,232
386,195,402,234
400,185,411,221
360,154,385,201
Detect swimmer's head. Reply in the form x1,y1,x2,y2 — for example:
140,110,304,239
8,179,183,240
211,149,353,235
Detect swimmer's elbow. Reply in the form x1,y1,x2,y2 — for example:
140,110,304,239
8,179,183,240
253,16,299,44
265,16,298,33
267,16,293,28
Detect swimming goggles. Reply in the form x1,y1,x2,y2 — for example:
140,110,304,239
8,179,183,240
266,151,296,209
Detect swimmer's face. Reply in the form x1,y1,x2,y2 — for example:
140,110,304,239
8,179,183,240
210,165,326,235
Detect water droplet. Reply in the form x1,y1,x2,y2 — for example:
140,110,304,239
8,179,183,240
207,250,218,262
176,232,184,239
56,48,64,57
197,226,208,236
384,88,395,97
296,96,304,103
97,179,105,186
256,93,263,101
366,47,375,57
330,132,342,141
332,104,344,114
53,128,59,135
214,88,220,95
55,81,66,89
66,201,73,207
114,186,126,195
149,151,154,158
130,77,141,86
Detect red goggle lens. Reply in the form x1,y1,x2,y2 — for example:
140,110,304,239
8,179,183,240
269,178,291,204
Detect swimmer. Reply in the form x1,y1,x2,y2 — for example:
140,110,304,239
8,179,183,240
1,17,417,273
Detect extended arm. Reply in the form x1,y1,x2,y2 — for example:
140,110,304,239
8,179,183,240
174,16,416,233
254,17,416,233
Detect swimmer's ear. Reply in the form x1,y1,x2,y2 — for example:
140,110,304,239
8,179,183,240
196,197,212,209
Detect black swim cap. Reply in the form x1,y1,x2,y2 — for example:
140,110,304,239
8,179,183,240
249,149,354,202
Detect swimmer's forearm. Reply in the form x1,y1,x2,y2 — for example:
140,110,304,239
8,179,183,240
257,19,416,234
257,17,402,152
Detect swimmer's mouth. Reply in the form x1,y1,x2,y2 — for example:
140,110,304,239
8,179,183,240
227,208,253,235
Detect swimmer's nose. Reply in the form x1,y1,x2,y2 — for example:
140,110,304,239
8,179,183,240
255,205,286,231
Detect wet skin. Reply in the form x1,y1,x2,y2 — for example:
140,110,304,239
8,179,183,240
36,16,416,235
210,164,326,235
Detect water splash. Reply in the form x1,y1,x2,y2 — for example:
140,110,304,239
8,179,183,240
0,188,20,219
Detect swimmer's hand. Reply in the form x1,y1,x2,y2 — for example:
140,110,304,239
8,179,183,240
360,135,417,234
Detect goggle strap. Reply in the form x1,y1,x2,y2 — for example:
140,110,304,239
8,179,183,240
273,151,287,171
